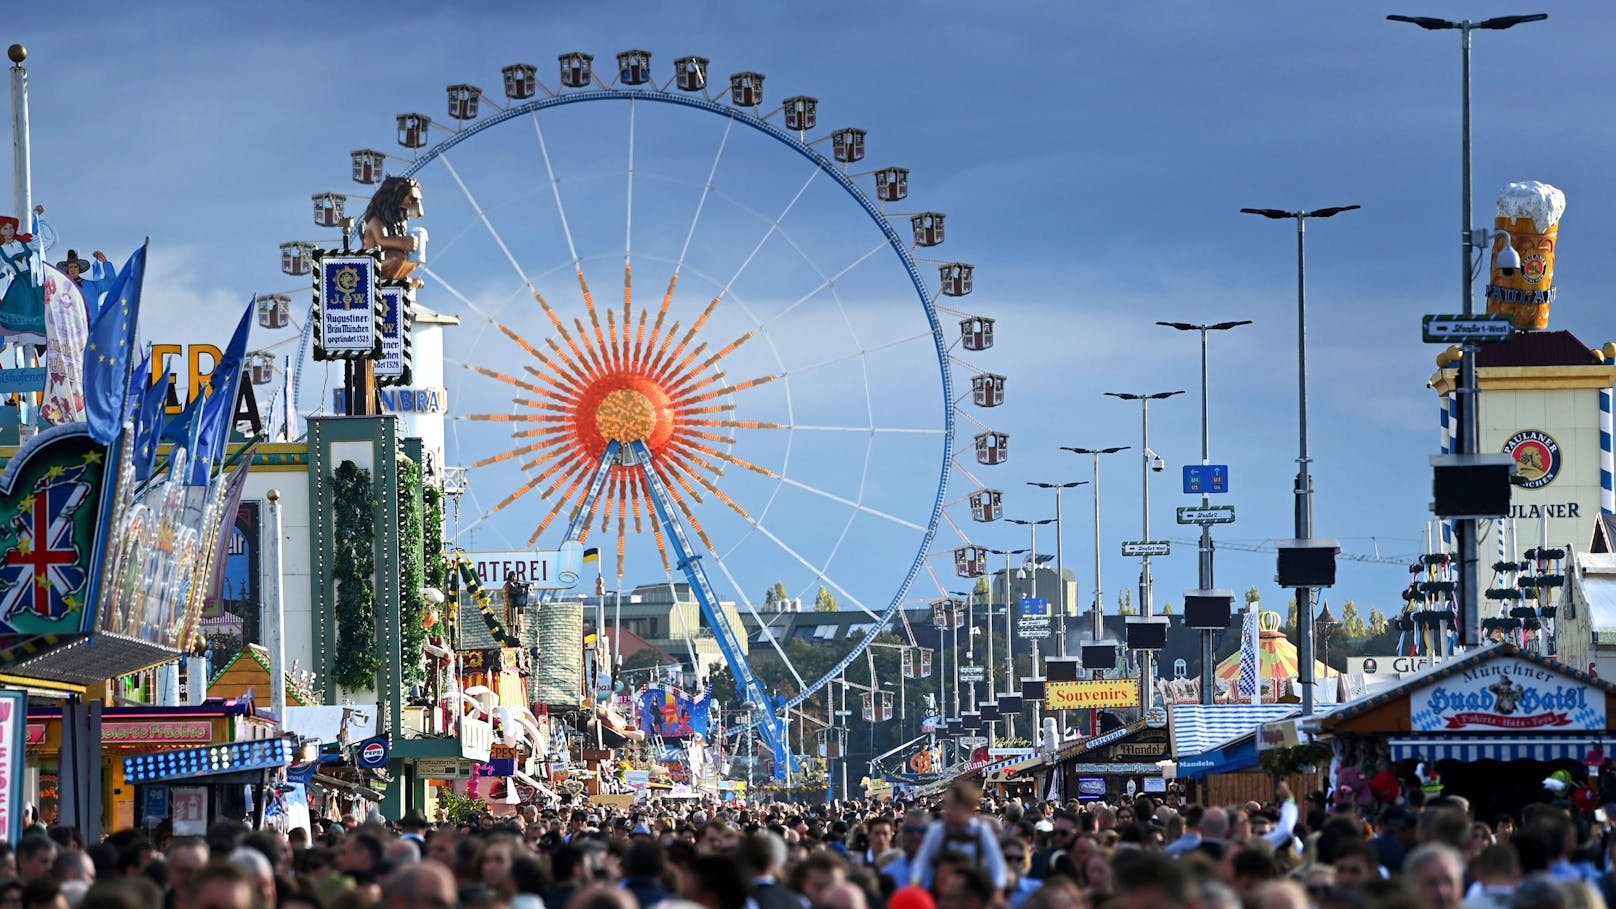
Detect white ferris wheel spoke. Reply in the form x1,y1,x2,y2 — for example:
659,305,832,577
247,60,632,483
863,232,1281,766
437,151,539,292
677,117,735,271
743,517,884,624
787,425,944,435
625,98,636,263
716,165,820,298
530,112,583,269
784,332,937,376
755,240,889,334
705,554,808,690
769,474,925,533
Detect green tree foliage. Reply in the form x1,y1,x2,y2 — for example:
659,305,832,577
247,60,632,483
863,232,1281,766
974,576,990,597
1117,588,1136,616
764,581,790,608
1285,598,1299,633
1368,608,1388,635
1246,586,1262,605
1341,601,1367,638
1161,602,1174,615
814,586,838,612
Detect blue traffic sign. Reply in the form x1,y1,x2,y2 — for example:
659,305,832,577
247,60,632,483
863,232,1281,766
1183,464,1229,495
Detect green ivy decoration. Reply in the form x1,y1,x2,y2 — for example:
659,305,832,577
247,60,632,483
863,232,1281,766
423,484,448,592
398,457,426,685
435,788,487,824
332,460,380,690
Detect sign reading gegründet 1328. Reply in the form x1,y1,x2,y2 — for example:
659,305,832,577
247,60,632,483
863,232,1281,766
1411,656,1604,732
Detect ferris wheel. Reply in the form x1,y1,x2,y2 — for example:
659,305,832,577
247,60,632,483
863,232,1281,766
274,50,1011,772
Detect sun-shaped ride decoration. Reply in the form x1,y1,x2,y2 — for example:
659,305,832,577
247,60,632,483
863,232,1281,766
464,266,781,577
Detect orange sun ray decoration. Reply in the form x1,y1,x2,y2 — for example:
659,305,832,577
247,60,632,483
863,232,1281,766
468,264,780,567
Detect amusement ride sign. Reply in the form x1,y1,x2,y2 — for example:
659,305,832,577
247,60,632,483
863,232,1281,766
1411,656,1604,732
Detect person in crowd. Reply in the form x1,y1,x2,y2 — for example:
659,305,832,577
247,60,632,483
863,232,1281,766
908,781,1006,890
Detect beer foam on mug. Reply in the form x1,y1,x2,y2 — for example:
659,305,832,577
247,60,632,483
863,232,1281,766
1496,180,1566,232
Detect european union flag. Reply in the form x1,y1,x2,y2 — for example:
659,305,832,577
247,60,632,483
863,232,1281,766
189,300,253,487
83,243,147,445
132,354,172,482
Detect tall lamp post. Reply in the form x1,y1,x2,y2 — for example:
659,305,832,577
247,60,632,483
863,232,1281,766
1062,447,1130,657
987,546,1029,738
1103,391,1183,712
1028,481,1087,659
1387,11,1547,648
1240,204,1358,715
1314,602,1340,680
1008,517,1054,729
1156,320,1251,704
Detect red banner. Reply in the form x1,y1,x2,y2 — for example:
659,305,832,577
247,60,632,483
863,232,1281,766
1444,711,1569,730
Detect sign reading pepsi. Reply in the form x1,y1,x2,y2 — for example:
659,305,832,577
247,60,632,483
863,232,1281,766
1411,656,1605,732
356,735,391,769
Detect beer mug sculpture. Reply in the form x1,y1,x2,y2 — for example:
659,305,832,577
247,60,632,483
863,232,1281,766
1486,180,1566,331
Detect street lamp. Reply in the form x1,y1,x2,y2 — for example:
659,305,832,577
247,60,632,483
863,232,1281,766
1062,446,1130,655
1008,517,1054,728
1156,320,1251,704
1240,204,1358,715
1103,390,1183,712
1386,11,1547,647
1028,481,1087,659
986,546,1029,738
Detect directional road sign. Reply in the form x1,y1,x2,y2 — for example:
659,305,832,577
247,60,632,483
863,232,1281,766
1422,313,1515,344
1183,465,1229,495
959,665,986,683
1176,505,1236,525
1121,540,1171,557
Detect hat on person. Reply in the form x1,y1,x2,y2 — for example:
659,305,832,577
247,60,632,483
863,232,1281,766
1034,819,1055,833
586,813,601,825
631,823,653,837
55,249,92,274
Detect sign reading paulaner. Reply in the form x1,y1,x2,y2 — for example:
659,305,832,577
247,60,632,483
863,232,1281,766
1411,656,1605,732
315,253,381,359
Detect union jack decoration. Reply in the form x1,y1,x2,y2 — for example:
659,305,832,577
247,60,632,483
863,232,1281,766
0,465,91,621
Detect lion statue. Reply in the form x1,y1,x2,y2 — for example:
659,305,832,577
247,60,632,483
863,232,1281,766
361,175,424,284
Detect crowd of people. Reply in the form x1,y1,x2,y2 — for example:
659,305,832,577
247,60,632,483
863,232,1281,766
3,777,1614,909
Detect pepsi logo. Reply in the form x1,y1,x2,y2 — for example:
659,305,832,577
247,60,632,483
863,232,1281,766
362,742,386,765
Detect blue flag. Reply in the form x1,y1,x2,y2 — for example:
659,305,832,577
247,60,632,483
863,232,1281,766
132,354,172,482
189,299,253,487
82,244,147,445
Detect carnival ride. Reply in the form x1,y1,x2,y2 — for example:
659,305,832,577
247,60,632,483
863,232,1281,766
263,51,1007,779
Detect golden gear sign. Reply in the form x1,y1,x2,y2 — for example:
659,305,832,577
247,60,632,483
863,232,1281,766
1047,680,1139,710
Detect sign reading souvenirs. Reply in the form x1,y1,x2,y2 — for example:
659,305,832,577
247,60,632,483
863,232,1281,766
1411,656,1605,732
374,283,414,385
1502,430,1562,489
1047,679,1139,710
312,252,382,359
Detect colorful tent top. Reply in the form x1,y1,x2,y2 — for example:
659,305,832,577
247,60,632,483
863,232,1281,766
639,685,710,740
1216,611,1329,699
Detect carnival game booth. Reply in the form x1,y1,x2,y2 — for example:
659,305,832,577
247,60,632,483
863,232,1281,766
1045,720,1171,803
1308,643,1615,820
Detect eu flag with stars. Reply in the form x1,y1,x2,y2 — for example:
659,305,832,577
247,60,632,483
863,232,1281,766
189,299,253,487
132,353,172,482
83,243,148,445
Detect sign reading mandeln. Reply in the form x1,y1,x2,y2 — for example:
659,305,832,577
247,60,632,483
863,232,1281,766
1411,656,1605,732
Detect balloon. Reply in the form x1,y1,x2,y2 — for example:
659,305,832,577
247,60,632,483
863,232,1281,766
890,887,935,909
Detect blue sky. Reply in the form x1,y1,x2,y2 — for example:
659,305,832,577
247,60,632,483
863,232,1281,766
14,2,1616,641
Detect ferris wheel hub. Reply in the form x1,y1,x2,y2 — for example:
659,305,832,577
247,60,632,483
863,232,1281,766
581,373,674,453
595,386,662,444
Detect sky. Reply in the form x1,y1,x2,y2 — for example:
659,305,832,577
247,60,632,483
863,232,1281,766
12,1,1616,658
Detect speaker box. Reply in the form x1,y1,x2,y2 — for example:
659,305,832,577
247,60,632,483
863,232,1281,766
997,695,1024,713
1276,540,1339,588
1083,643,1118,671
1021,679,1046,702
1184,592,1233,629
1045,657,1081,682
1125,620,1168,651
1431,453,1516,518
979,702,999,722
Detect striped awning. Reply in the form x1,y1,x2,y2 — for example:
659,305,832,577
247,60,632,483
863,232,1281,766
1169,703,1299,758
1389,736,1592,763
1004,754,1044,775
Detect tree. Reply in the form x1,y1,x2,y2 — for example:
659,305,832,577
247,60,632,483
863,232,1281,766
1285,598,1299,633
974,576,989,597
1368,608,1388,635
1246,587,1262,606
1341,600,1367,638
814,586,838,612
1117,588,1136,616
1160,602,1174,615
